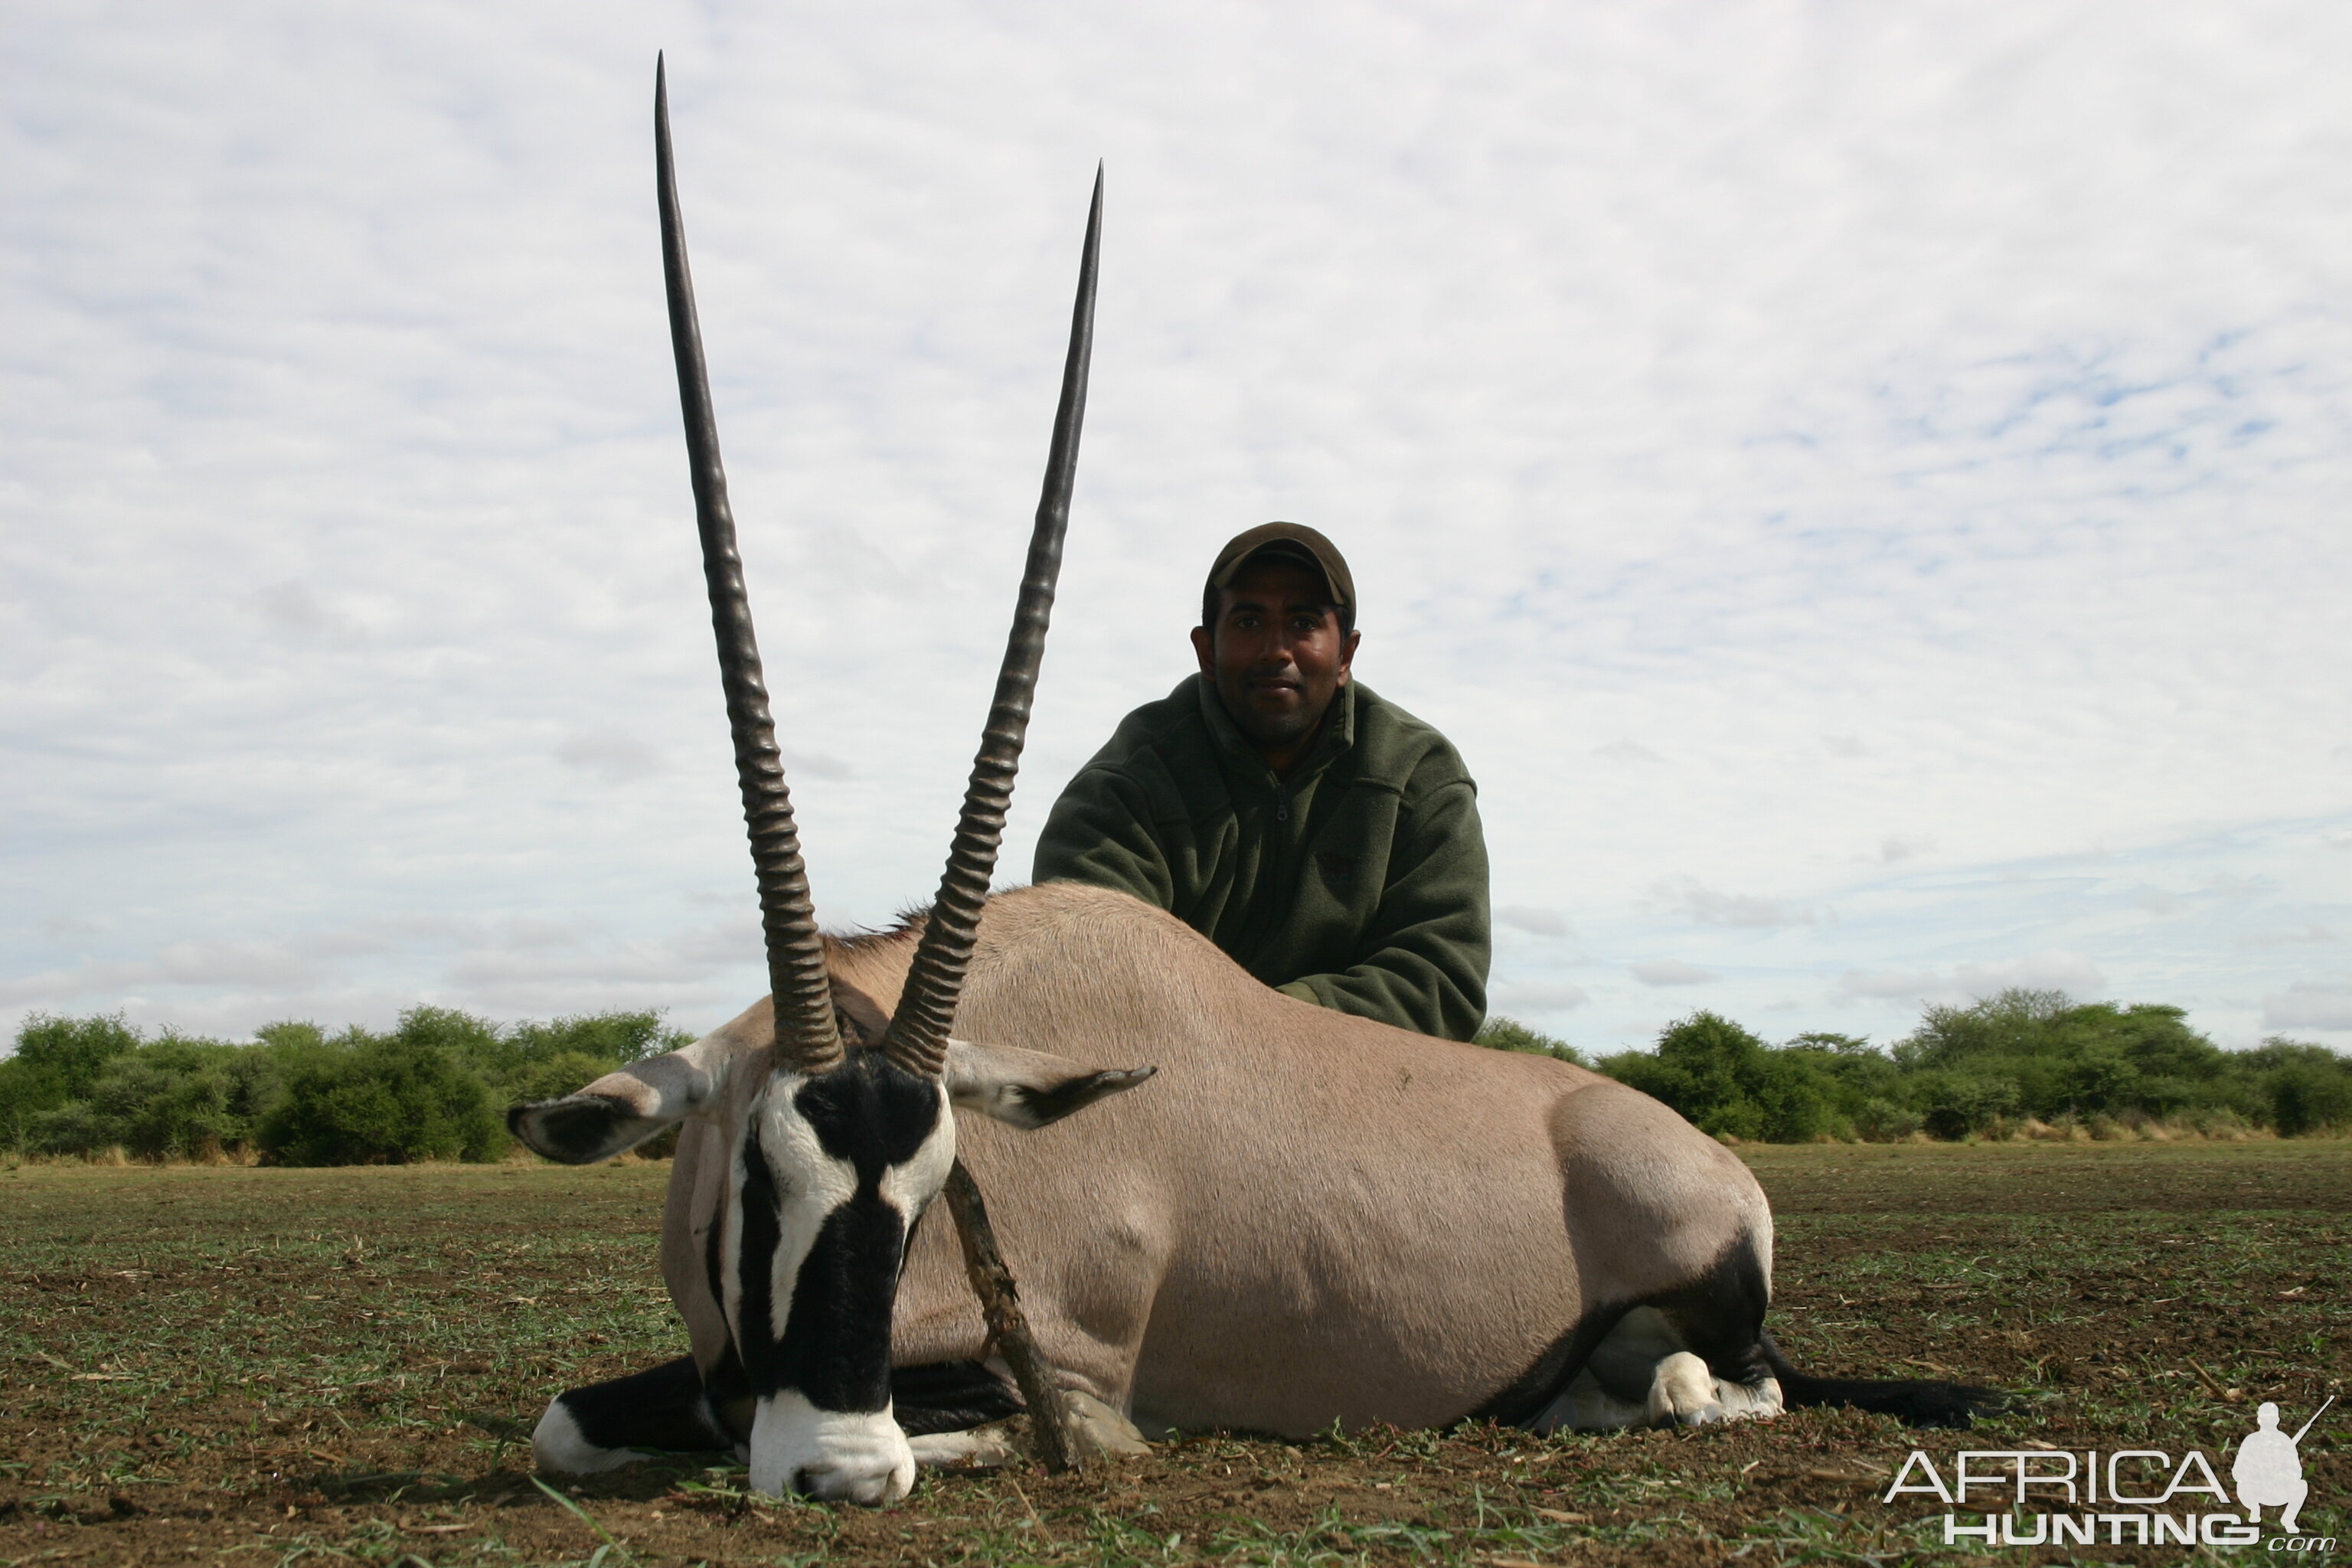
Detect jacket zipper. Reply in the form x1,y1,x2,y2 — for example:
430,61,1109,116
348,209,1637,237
1242,777,1293,968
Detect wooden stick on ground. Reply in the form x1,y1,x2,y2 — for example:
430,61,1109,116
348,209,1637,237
943,1158,1083,1475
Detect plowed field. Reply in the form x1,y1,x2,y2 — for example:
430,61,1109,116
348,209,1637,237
1,1139,2344,1565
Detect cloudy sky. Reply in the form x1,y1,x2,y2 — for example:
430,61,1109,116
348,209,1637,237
5,1,2348,1054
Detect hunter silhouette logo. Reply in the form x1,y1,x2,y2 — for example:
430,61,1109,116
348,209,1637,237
1883,1396,2336,1550
2238,1397,2331,1536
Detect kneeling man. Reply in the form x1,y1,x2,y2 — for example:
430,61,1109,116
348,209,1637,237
1034,523,1490,1040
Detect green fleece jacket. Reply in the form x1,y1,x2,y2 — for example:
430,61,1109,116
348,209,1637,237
1031,675,1490,1040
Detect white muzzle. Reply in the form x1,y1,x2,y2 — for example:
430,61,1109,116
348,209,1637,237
748,1390,916,1506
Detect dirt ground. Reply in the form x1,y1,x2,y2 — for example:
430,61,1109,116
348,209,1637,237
0,1139,2344,1565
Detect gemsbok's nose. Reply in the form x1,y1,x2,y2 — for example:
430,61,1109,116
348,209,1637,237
750,1394,917,1507
798,1460,913,1508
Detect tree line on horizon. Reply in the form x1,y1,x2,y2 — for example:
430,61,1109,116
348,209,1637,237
0,1007,688,1166
1479,989,2352,1143
0,988,2346,1165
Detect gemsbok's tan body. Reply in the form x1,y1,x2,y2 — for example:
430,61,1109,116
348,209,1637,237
662,878,1776,1438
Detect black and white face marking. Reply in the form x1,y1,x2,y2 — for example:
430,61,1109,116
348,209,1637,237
723,1050,955,1505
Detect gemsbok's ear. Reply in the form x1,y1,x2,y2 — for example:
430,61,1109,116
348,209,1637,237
942,1039,1156,1131
508,1054,717,1165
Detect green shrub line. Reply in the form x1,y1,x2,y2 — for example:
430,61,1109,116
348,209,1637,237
5,988,2345,1164
0,1006,688,1165
1478,988,2352,1143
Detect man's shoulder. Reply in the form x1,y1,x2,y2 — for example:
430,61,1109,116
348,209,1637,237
1064,677,1229,815
1346,683,1477,802
1091,677,1211,758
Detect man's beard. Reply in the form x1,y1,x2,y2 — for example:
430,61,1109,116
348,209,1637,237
1223,680,1328,753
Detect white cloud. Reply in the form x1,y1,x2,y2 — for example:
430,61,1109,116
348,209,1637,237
1654,878,1815,929
1493,982,1590,1014
781,749,858,782
1631,959,1718,988
1837,969,1948,1002
2239,926,2339,948
2262,980,2352,1033
0,910,757,1028
0,942,325,1008
1497,905,1572,939
441,921,752,991
2,2,2348,1047
1952,952,2107,999
1838,949,2106,1004
253,580,368,645
556,730,665,783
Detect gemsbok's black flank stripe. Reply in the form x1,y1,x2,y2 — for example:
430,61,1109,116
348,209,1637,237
1464,1300,1625,1429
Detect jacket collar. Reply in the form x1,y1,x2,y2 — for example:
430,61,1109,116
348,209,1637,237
1191,672,1357,787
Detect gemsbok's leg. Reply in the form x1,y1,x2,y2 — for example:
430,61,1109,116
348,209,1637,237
895,1357,1146,1470
1531,1305,1785,1432
1533,1308,1686,1431
889,1153,1163,1462
894,1361,1027,1468
1035,1249,1161,1459
532,1355,738,1475
542,1356,1046,1475
891,1360,1024,1435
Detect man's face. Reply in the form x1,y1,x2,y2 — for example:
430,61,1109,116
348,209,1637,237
1190,556,1361,771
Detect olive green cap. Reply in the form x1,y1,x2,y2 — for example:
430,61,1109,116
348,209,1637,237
1204,521,1355,614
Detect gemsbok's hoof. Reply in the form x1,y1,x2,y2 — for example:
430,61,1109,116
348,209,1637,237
908,1420,1024,1470
1064,1390,1154,1458
1646,1351,1724,1427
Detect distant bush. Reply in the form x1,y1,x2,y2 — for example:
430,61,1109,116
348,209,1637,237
31,1038,286,1161
1474,1016,1587,1066
2249,1040,2352,1136
1597,1012,1842,1143
1,1006,693,1164
0,1013,143,1149
1478,990,2352,1144
256,1036,505,1166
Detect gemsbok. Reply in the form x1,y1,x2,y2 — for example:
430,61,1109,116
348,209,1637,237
508,60,1993,1508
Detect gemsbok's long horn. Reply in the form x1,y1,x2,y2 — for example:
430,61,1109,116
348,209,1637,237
883,165,1102,1079
657,55,844,1073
